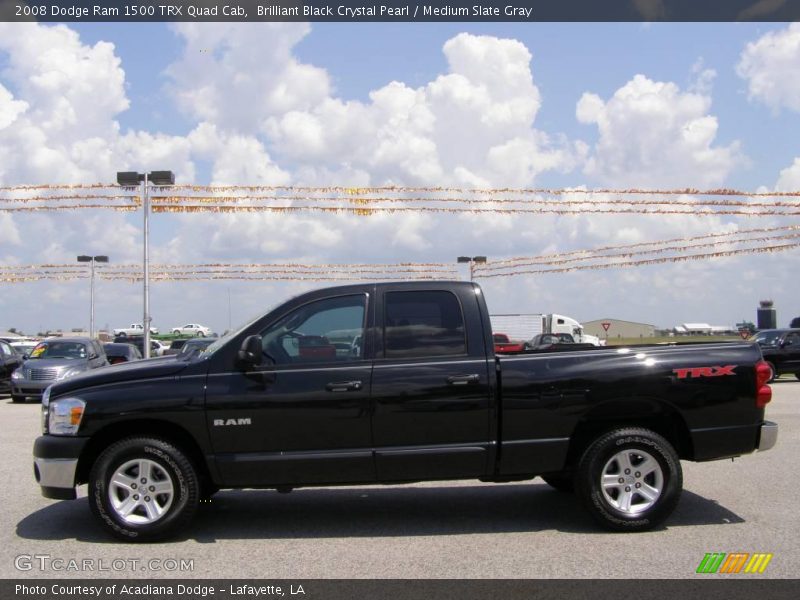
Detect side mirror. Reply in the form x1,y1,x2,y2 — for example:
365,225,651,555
238,335,263,366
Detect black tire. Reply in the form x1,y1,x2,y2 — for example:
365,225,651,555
11,395,25,403
542,473,574,492
766,362,777,382
117,332,126,338
795,372,800,382
575,428,682,532
196,332,205,337
89,437,200,542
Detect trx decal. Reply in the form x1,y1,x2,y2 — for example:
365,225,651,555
673,365,737,379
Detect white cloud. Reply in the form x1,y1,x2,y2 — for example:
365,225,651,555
0,83,27,130
166,23,330,132
0,23,127,141
187,124,289,185
2,23,797,336
775,157,800,190
159,28,583,287
261,32,575,187
0,213,21,246
737,24,800,113
576,74,742,187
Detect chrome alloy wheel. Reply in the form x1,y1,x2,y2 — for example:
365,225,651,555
601,449,664,514
108,459,175,525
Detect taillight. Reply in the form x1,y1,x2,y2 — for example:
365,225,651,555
755,361,772,408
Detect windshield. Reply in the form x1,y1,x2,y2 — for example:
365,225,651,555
750,331,782,346
29,341,87,360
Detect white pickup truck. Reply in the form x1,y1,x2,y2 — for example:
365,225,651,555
112,323,159,337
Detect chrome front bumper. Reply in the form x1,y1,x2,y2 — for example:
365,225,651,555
34,457,78,499
757,421,778,452
33,435,88,500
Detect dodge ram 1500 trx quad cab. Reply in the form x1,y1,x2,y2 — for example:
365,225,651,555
33,281,777,541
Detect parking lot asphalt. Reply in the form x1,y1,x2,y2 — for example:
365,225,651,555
1,380,798,579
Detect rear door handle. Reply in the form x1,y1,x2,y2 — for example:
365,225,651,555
446,374,480,385
326,380,363,392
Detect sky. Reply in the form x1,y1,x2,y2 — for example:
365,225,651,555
0,21,799,336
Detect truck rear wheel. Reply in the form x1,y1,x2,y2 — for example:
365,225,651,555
575,428,682,532
89,437,200,542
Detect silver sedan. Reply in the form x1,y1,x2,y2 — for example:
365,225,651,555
10,337,108,403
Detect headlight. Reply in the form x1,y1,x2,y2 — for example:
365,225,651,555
47,397,86,436
11,369,23,380
56,367,84,381
41,386,51,434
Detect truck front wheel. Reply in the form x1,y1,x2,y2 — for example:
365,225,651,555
575,428,682,532
89,437,200,542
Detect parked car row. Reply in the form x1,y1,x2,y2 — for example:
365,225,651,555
108,324,215,338
1,335,219,402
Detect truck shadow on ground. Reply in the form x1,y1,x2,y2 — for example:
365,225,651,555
16,483,744,544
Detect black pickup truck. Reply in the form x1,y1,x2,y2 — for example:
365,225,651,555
750,328,800,381
33,281,777,541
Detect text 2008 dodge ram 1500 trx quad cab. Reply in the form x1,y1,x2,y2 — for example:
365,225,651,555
33,282,777,541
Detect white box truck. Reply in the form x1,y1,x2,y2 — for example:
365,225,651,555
490,313,603,346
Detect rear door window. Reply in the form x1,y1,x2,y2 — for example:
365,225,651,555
384,291,466,359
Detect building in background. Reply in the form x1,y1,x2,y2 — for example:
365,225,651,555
673,323,737,336
757,300,777,330
583,319,656,340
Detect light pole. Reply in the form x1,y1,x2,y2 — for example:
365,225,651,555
116,170,175,358
457,256,487,281
77,255,109,338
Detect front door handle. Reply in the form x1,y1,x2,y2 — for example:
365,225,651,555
326,380,363,392
446,374,480,385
